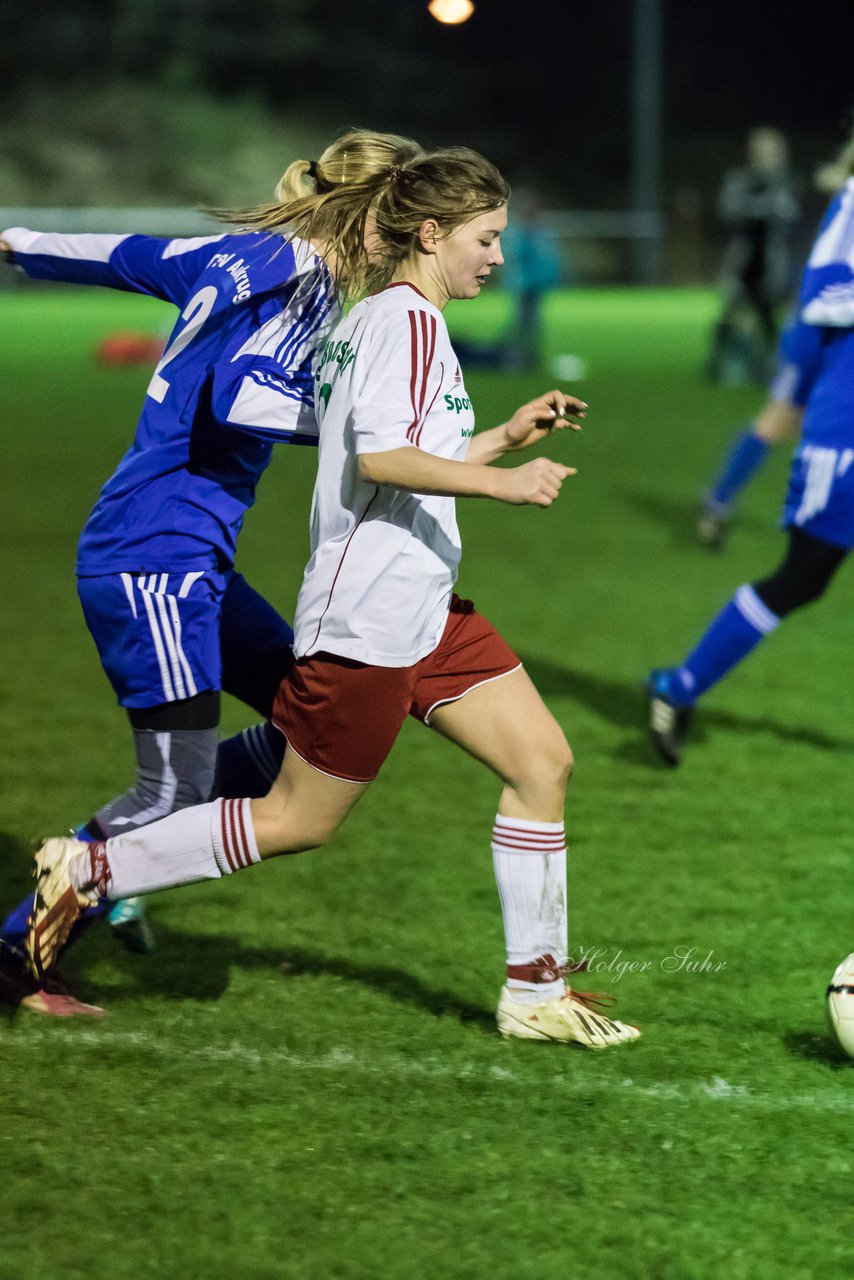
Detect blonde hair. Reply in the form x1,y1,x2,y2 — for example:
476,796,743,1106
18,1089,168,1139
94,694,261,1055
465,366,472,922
369,146,510,274
223,129,423,296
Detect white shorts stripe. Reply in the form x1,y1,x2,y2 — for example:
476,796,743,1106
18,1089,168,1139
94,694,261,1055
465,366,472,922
120,573,138,620
127,573,206,704
153,590,187,700
795,446,837,526
167,593,198,698
138,581,176,701
178,571,205,599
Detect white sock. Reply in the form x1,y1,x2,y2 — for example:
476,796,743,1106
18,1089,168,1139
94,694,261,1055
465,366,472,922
74,798,260,900
492,814,567,1004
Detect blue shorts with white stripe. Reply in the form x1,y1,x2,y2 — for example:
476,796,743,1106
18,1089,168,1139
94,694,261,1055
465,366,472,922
77,569,294,710
782,443,854,549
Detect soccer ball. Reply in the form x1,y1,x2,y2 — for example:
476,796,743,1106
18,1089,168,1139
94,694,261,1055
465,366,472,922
826,954,854,1056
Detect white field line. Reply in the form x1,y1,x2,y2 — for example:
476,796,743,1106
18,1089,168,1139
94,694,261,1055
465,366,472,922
4,1026,853,1114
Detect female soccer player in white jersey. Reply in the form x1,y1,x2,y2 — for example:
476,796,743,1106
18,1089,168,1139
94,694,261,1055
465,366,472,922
0,129,422,1011
28,147,640,1049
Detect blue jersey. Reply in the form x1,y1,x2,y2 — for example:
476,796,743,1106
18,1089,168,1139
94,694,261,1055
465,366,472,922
768,317,824,409
3,227,338,574
796,179,854,448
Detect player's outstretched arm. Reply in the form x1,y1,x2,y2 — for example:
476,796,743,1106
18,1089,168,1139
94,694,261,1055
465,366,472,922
358,446,575,507
753,399,803,446
466,391,586,465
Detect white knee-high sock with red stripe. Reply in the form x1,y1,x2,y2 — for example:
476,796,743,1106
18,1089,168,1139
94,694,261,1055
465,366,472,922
74,797,260,900
491,814,567,1004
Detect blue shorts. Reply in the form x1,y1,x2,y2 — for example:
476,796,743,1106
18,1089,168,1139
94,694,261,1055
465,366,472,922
782,444,854,548
77,569,294,710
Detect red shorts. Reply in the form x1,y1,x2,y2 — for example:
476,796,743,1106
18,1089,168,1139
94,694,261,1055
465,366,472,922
272,595,520,783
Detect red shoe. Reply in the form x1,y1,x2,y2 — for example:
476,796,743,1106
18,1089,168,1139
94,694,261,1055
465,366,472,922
22,971,108,1019
0,943,106,1018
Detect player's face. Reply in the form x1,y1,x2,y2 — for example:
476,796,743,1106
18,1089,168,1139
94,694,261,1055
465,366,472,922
435,206,507,300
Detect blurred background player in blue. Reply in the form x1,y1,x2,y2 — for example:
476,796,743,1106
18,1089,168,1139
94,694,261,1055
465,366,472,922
499,188,563,370
648,168,854,765
0,129,422,1013
705,127,800,386
450,186,563,372
695,319,822,548
696,133,854,548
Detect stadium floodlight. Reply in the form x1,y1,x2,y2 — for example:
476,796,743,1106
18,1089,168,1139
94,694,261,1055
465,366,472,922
428,0,474,24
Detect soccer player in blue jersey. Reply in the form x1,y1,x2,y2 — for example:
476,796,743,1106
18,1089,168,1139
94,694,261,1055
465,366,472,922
696,319,822,549
0,129,422,1013
648,173,854,765
696,135,854,549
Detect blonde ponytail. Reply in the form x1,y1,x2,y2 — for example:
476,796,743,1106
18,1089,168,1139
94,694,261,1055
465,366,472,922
275,159,316,204
220,129,424,297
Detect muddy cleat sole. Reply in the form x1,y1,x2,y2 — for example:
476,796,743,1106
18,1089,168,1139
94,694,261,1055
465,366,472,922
646,670,694,767
26,837,94,981
497,986,641,1049
109,897,155,954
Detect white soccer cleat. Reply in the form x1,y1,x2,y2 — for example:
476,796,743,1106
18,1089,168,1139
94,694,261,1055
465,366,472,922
497,985,641,1049
26,837,93,981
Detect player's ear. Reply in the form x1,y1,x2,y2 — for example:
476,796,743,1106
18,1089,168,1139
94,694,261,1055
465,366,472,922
417,219,441,255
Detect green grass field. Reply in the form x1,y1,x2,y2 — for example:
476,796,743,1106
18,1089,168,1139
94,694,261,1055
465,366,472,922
2,285,854,1280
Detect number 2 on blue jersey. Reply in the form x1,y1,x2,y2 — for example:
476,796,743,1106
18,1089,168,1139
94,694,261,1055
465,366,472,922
147,285,218,404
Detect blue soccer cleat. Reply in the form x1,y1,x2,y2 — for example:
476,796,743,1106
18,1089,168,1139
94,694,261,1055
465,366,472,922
646,669,694,767
72,824,155,955
108,897,155,954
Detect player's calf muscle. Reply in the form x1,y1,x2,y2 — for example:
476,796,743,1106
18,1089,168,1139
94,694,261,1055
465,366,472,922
249,780,361,857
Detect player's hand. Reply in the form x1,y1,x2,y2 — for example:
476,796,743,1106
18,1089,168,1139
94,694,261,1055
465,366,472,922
496,457,577,506
0,239,11,258
502,391,587,451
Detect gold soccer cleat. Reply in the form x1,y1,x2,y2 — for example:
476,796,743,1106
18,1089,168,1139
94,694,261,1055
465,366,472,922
497,985,641,1049
26,838,94,981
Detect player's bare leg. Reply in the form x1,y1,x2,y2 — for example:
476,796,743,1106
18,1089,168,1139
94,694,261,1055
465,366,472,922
249,747,370,855
26,747,368,978
429,668,640,1048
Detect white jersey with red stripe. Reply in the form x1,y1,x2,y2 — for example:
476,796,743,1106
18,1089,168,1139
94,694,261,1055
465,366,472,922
293,282,475,667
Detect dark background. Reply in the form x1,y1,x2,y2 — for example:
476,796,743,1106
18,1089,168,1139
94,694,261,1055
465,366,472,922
1,0,852,276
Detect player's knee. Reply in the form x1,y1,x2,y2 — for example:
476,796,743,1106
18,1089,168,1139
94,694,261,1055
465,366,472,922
525,731,574,793
754,568,828,616
753,529,847,618
557,737,575,787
